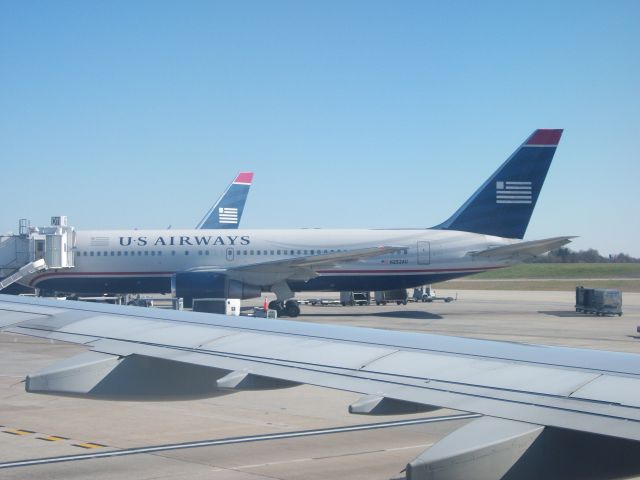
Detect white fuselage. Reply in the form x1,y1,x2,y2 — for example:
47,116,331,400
23,228,516,295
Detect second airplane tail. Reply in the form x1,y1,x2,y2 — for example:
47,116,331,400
434,129,562,239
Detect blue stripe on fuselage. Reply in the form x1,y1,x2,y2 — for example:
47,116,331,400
33,271,479,296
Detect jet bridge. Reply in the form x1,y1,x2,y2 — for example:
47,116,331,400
0,216,75,291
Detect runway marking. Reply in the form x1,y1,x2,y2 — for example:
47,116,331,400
37,436,69,442
2,426,102,447
3,429,35,436
73,442,107,449
0,413,479,469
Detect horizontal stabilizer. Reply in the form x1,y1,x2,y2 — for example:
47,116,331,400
471,236,575,259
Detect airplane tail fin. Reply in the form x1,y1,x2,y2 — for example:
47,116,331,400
197,172,254,229
434,129,562,239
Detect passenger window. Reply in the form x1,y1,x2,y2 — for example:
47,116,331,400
171,251,176,256
117,251,121,256
205,250,209,255
151,251,155,256
110,251,115,256
144,251,149,256
124,251,128,256
185,251,189,255
263,250,267,255
97,252,101,256
257,250,261,255
198,250,203,255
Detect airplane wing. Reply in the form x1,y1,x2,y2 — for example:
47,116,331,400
1,294,640,479
189,245,408,283
470,236,576,260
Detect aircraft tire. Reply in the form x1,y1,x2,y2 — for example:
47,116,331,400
285,300,300,317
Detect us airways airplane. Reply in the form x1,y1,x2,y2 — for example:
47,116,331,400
20,130,571,317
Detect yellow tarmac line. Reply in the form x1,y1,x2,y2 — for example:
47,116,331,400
3,429,35,436
37,436,69,442
72,443,107,449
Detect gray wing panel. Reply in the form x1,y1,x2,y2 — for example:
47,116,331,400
82,338,640,442
3,294,640,443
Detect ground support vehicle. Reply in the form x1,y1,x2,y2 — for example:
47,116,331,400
375,289,408,305
413,286,455,303
340,291,370,306
575,286,622,316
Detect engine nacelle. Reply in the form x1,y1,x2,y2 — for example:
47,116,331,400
172,272,261,307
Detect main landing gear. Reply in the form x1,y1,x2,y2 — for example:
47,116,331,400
268,299,301,318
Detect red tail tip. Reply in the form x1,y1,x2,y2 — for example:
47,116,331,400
235,172,254,184
526,129,563,146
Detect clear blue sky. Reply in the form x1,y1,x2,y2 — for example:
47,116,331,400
1,1,639,255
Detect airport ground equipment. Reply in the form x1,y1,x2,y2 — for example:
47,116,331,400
192,298,241,315
0,217,75,292
375,289,408,305
412,286,455,303
575,286,622,316
340,291,370,306
303,297,341,306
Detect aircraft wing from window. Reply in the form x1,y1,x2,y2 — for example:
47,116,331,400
1,294,640,479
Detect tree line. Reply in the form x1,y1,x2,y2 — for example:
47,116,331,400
526,248,640,263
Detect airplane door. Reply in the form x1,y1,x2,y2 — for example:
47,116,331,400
226,247,235,261
417,241,430,265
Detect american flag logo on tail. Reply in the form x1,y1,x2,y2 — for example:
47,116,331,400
496,181,532,204
218,207,239,224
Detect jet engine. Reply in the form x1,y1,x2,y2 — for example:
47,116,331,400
172,272,261,307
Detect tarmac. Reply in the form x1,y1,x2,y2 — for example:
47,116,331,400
1,289,639,479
